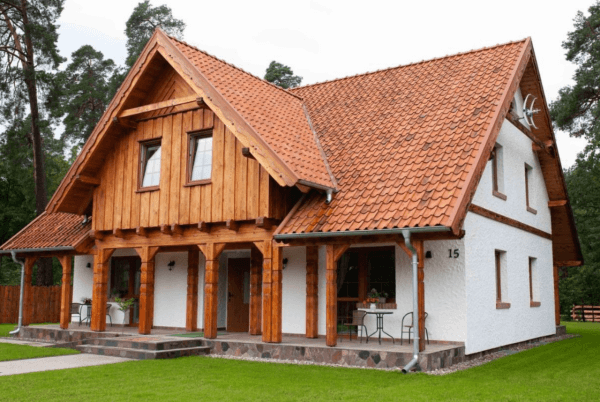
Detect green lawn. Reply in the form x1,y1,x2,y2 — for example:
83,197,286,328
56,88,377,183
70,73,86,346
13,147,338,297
0,343,78,362
0,324,79,362
0,322,598,401
0,323,19,337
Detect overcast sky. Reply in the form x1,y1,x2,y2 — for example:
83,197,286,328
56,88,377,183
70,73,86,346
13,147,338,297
57,0,593,168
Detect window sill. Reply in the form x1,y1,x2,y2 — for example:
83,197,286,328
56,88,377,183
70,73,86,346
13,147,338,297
530,301,541,308
184,179,211,187
492,190,507,201
136,186,160,193
527,206,538,215
496,302,511,309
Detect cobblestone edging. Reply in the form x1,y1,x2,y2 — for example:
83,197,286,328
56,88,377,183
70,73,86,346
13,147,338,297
208,339,465,371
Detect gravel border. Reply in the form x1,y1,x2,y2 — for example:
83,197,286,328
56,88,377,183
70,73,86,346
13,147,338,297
428,333,578,375
204,333,578,375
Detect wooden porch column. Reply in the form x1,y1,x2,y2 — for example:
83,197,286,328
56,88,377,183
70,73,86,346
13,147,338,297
186,248,200,332
271,244,283,343
554,265,560,326
199,243,225,339
415,240,426,352
249,246,262,335
136,246,159,335
306,246,319,338
91,249,114,332
58,256,72,329
325,244,350,347
260,240,273,342
22,257,37,326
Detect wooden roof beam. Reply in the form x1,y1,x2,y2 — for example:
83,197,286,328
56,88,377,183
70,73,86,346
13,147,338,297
119,95,198,119
548,200,568,207
112,117,137,130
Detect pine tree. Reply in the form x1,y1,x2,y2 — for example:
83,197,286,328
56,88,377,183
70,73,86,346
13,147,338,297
264,61,302,89
124,0,185,68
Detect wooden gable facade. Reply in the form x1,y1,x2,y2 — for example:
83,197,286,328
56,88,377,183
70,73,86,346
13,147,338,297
92,64,296,233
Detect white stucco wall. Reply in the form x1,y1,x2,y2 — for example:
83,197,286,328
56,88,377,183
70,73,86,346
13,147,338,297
472,119,551,233
281,246,307,335
463,115,555,354
153,252,188,328
464,213,555,354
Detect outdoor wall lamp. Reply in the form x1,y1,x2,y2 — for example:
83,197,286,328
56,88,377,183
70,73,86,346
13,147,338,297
168,260,176,271
86,262,92,269
282,258,288,270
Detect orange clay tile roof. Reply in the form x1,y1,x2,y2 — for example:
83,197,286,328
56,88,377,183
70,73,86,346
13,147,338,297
1,212,90,251
280,40,528,234
170,37,335,189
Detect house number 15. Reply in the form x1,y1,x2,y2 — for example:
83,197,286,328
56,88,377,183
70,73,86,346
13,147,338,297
448,249,459,258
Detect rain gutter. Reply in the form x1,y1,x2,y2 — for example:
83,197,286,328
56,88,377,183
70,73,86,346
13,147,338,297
274,226,451,241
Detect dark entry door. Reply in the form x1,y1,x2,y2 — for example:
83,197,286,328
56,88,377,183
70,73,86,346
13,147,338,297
227,258,250,332
110,256,141,326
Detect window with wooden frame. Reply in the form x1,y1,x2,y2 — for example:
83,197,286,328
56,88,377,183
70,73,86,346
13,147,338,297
139,139,162,190
495,250,510,309
529,257,540,307
491,144,506,200
186,130,213,185
525,163,537,214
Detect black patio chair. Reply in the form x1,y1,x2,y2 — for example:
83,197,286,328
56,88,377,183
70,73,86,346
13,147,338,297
400,311,429,345
343,310,369,343
106,304,113,327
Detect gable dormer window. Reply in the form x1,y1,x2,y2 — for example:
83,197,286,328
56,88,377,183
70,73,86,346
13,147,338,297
139,139,162,190
187,130,212,185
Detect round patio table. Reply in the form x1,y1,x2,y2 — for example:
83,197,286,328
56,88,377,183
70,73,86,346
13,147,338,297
360,309,395,345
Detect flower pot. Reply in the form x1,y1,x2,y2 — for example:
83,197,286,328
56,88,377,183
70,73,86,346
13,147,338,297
370,303,377,310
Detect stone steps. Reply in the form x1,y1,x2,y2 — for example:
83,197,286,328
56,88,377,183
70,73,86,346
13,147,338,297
76,344,211,360
82,337,206,351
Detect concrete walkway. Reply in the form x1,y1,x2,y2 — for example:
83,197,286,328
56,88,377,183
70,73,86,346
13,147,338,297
0,354,131,376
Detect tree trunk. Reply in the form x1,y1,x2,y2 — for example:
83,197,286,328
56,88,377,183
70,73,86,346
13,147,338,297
21,2,50,286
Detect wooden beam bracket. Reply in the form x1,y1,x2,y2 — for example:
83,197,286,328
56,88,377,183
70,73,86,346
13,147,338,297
171,223,184,236
160,224,172,235
255,217,279,230
197,221,211,233
548,200,568,207
76,174,101,187
112,116,137,129
136,227,148,237
113,228,124,238
226,220,239,232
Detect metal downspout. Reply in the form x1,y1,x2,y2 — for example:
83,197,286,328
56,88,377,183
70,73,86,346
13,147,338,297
9,251,25,336
401,229,420,373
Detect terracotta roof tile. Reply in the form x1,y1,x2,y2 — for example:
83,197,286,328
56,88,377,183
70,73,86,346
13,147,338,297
169,37,334,189
1,213,90,251
280,39,527,234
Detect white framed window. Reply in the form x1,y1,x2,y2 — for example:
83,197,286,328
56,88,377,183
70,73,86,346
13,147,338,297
187,130,212,184
139,140,161,189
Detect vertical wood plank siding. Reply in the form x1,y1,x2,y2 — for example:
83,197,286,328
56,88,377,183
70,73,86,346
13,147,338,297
93,108,286,231
0,285,62,324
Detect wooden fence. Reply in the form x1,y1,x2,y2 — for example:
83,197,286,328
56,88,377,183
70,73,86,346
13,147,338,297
571,305,600,323
0,285,61,324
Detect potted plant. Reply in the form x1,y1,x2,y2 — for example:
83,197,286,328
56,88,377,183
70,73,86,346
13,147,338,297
114,297,135,325
80,297,92,305
379,291,389,304
366,289,380,309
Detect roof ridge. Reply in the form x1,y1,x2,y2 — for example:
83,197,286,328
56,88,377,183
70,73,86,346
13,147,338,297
166,34,305,101
291,38,529,92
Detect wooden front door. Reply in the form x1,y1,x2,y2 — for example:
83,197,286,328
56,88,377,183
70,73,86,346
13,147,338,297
227,258,250,332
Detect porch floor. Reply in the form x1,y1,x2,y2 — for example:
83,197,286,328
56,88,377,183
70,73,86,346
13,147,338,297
25,324,465,371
